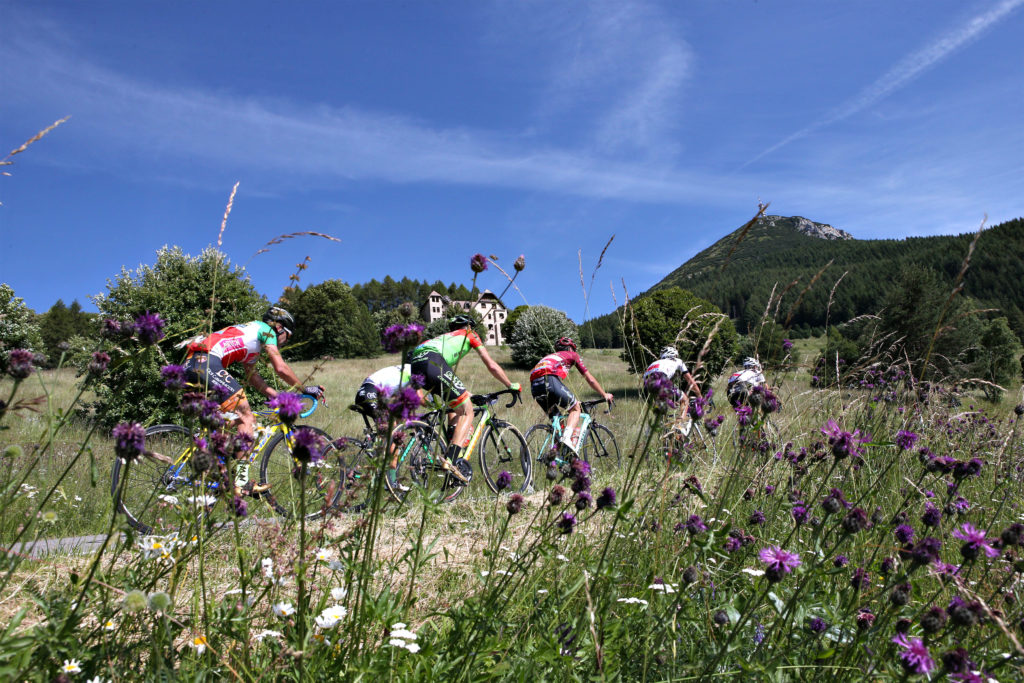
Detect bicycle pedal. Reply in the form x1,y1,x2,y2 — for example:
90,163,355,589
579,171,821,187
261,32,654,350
440,458,470,484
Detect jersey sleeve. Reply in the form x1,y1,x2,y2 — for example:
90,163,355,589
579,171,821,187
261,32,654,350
258,321,278,347
572,351,588,375
465,329,484,349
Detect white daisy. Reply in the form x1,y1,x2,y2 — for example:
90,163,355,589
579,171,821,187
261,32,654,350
254,629,283,642
62,659,82,674
272,602,295,617
188,636,208,655
330,586,348,601
314,605,348,629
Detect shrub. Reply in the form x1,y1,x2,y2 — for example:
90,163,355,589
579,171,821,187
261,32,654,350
509,305,577,368
88,246,268,427
620,287,738,381
975,316,1022,402
284,280,379,360
0,283,43,371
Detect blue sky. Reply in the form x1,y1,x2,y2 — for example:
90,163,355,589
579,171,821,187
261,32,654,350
3,0,1023,322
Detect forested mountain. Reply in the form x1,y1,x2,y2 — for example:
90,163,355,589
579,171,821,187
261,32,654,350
581,215,1024,347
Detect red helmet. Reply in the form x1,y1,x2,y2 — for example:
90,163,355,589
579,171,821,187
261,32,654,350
554,337,577,352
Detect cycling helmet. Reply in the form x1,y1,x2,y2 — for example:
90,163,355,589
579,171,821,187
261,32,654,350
554,337,577,352
742,357,762,370
660,346,680,360
263,306,295,336
448,314,474,331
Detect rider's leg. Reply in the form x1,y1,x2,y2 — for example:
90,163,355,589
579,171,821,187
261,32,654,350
448,399,473,454
563,400,582,447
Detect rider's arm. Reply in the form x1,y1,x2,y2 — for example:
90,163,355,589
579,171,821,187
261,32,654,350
683,371,702,399
254,345,304,397
581,369,614,403
475,346,516,388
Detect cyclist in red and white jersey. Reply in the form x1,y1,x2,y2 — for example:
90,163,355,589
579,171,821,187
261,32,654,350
643,346,703,416
530,337,613,454
183,306,324,441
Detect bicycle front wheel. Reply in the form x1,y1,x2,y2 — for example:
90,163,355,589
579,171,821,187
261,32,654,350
524,423,558,466
388,420,461,504
259,426,341,521
479,421,532,494
581,423,620,476
112,424,211,535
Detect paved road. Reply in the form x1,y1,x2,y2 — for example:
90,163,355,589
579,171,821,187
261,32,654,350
13,533,122,559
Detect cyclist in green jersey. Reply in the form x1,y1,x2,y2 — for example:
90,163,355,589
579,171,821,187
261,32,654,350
408,315,521,483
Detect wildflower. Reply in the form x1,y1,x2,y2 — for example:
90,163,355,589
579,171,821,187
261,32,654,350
713,610,730,626
254,629,283,642
782,338,793,352
331,586,348,601
682,566,699,584
759,546,801,582
734,404,752,427
548,485,566,506
102,618,116,631
821,488,851,514
123,590,148,613
506,493,524,515
111,422,146,462
833,554,849,568
41,510,58,524
316,547,336,562
850,567,870,591
791,504,809,527
820,419,869,459
617,597,649,606
161,364,186,389
470,253,488,273
148,591,173,613
232,496,248,518
88,351,111,375
557,511,577,534
942,648,973,674
495,470,513,491
1001,522,1024,547
290,427,325,464
513,254,526,272
575,491,593,510
60,658,82,674
841,507,870,534
269,392,304,424
261,557,274,577
895,524,915,544
920,605,948,634
855,608,875,631
644,372,678,413
188,635,208,655
953,458,984,480
272,602,295,617
880,556,897,574
895,430,918,451
134,311,165,344
892,633,935,675
890,582,912,606
315,605,348,629
684,514,707,535
908,537,942,567
648,578,677,594
921,503,942,528
807,617,828,634
382,323,425,354
749,509,766,526
6,349,36,379
596,487,616,510
953,523,1000,560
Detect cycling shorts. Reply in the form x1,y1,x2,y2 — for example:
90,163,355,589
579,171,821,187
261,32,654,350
531,375,578,416
184,352,245,412
409,351,469,409
353,380,383,418
727,380,754,407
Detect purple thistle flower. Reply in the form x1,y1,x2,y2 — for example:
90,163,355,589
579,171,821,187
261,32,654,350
953,523,1000,560
575,490,593,510
820,419,869,459
269,392,304,424
233,496,248,518
821,488,852,514
850,566,870,590
557,511,577,534
548,485,566,506
791,504,809,527
387,386,423,422
734,404,752,427
749,509,766,526
506,493,524,515
382,323,425,354
895,430,918,451
922,502,942,528
856,608,875,631
134,311,165,345
290,427,325,465
495,470,513,491
909,537,942,567
892,633,935,675
470,253,488,273
953,458,984,480
88,351,111,375
513,254,526,272
6,349,36,379
841,507,870,534
111,422,146,462
685,514,708,535
161,364,187,390
782,338,794,352
833,554,849,568
571,458,591,479
596,487,616,510
895,524,916,544
102,318,126,340
759,546,801,582
643,372,678,413
807,617,827,634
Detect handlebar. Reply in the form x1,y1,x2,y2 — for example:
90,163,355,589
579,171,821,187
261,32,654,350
581,397,613,415
470,387,522,410
257,392,319,420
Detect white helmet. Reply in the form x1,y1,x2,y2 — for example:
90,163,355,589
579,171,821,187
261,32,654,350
660,346,679,360
743,357,762,370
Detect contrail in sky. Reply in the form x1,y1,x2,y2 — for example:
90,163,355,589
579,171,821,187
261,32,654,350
741,0,1024,169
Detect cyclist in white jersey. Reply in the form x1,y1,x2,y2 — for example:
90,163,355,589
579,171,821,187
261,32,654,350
643,346,703,417
727,357,766,406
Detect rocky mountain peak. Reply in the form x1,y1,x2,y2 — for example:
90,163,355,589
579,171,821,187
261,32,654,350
763,215,853,241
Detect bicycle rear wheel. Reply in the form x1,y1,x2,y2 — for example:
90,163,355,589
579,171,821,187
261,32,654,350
388,420,461,504
581,423,620,476
479,420,532,494
330,436,375,513
111,424,213,535
259,426,341,521
524,423,558,466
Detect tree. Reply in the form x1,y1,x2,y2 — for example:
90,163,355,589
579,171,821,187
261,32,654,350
89,246,268,427
509,306,578,368
975,317,1022,402
0,283,42,372
504,305,529,343
620,287,738,382
286,280,379,360
38,299,96,367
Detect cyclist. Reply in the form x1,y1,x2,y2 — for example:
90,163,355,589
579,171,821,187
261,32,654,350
408,315,520,484
727,357,766,407
643,346,703,421
182,306,325,493
530,337,613,455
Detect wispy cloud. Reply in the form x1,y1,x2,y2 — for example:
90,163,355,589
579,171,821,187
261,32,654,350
742,0,1024,169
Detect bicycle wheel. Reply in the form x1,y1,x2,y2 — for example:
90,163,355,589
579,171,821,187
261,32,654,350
479,420,532,494
524,423,558,466
330,436,375,513
388,420,461,504
259,426,341,521
112,424,212,535
580,423,620,475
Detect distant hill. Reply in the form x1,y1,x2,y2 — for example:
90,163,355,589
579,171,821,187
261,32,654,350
581,215,1024,346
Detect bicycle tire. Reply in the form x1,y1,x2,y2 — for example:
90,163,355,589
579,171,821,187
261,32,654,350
329,435,375,513
524,423,558,465
478,420,532,494
387,420,461,504
580,423,620,475
112,424,212,535
259,426,341,521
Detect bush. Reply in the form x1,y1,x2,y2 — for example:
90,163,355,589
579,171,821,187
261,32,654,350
284,280,379,360
975,316,1022,402
620,287,738,382
509,305,577,368
88,246,268,427
0,283,43,371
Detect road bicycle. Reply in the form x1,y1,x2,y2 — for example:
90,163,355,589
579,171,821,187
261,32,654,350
111,395,343,535
524,398,619,477
379,388,530,504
